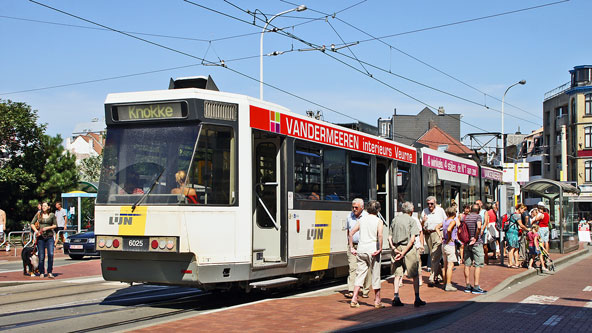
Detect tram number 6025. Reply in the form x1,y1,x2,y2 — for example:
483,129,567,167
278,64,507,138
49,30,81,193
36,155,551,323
129,239,144,247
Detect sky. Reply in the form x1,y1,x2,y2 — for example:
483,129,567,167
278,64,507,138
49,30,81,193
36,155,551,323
1,0,590,148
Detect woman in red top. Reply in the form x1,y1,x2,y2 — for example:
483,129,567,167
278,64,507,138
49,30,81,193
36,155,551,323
536,202,550,253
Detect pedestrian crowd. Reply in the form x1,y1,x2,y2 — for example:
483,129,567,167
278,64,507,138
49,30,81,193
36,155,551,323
345,196,556,309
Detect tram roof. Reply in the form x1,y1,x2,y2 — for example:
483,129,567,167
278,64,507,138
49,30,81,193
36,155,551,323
105,87,417,162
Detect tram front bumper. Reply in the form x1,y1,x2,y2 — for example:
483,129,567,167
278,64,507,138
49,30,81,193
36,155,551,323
101,251,199,286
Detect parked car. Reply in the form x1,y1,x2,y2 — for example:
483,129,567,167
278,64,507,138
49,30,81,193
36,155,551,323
64,231,99,260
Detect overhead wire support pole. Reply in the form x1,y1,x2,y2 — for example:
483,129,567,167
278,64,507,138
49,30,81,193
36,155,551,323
259,5,307,100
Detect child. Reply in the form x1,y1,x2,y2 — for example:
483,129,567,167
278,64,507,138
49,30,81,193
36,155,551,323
527,225,547,271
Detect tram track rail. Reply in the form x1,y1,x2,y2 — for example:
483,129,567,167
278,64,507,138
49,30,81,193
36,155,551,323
0,274,353,332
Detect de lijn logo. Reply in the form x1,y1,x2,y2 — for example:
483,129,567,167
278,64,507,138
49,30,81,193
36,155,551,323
109,213,141,225
307,223,328,240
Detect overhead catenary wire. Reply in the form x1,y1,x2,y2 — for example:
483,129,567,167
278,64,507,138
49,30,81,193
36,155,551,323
28,0,516,135
224,0,539,127
7,4,541,122
208,0,494,133
281,0,568,120
22,1,492,155
0,51,282,95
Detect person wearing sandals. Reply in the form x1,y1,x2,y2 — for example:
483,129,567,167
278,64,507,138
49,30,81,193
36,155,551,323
348,200,384,309
506,204,528,269
31,202,57,278
389,201,426,307
345,198,371,298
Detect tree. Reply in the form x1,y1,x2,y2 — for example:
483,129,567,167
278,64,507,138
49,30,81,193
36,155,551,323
79,154,103,182
0,99,78,230
36,134,79,203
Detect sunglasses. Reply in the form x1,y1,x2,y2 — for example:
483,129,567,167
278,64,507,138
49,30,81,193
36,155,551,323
427,202,435,206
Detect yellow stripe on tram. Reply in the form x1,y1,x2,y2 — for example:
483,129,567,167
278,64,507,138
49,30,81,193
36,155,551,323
117,206,148,236
311,211,332,271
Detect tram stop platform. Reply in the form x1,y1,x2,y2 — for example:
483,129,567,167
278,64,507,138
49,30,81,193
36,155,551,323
134,244,590,332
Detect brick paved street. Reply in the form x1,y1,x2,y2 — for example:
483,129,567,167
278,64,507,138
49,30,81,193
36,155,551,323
134,245,590,332
430,248,592,332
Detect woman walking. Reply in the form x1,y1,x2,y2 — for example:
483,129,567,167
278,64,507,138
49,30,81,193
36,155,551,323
31,202,57,278
506,204,527,268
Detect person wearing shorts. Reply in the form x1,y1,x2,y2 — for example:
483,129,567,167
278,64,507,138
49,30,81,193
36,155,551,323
537,202,550,251
442,206,458,291
389,201,425,307
348,200,384,308
462,204,486,294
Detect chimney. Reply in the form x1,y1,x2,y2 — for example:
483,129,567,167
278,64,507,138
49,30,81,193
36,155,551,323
438,106,445,115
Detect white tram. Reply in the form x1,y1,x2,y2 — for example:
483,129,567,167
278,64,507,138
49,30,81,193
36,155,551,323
95,76,417,290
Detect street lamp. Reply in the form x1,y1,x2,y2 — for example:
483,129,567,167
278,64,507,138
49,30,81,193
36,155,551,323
260,5,307,100
501,80,526,165
499,79,525,267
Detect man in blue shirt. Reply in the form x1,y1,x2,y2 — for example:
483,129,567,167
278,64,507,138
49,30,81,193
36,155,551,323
346,198,371,298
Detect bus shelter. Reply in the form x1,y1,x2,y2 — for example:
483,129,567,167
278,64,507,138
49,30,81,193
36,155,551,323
521,179,580,253
61,191,97,233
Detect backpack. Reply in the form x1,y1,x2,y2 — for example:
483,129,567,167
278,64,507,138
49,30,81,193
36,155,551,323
457,217,471,245
503,214,516,232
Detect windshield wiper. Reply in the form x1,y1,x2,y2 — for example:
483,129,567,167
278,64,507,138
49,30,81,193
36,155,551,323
131,167,166,212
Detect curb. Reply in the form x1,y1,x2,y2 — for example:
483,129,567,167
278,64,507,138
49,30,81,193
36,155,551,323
336,246,591,333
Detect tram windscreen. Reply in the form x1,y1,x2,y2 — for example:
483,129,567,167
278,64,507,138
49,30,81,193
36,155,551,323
97,124,199,204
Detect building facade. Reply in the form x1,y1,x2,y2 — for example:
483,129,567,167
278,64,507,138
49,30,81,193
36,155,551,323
543,65,592,192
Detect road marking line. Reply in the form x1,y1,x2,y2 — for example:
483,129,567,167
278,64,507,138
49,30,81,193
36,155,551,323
583,286,592,292
62,276,106,283
542,315,562,326
504,295,559,316
520,295,559,304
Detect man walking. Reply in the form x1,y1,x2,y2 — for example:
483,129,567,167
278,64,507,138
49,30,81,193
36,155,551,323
345,198,371,298
54,202,68,248
390,201,426,307
463,204,487,294
349,201,384,308
421,196,445,286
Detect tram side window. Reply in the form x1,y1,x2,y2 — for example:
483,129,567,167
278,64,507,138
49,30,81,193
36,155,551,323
294,146,322,200
187,125,236,205
349,154,370,202
324,149,346,201
468,176,478,204
426,168,439,199
396,164,412,211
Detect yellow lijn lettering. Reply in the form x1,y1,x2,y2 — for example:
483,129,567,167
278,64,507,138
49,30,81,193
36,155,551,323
311,211,332,272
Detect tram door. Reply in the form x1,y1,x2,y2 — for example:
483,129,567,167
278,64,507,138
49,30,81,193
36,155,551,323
253,133,284,265
444,183,460,213
376,158,391,250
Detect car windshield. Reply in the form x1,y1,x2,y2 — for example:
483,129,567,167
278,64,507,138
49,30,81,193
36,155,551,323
97,123,200,205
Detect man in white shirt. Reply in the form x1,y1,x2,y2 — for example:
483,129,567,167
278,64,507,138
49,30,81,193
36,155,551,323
421,196,446,286
345,198,371,298
54,202,68,247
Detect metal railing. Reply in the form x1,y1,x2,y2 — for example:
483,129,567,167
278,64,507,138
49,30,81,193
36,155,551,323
56,229,80,244
544,81,571,101
2,231,34,256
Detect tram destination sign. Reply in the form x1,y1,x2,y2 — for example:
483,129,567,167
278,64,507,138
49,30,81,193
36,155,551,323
250,105,416,164
114,102,184,121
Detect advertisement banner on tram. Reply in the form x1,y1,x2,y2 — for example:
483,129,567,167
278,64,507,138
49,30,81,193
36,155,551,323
250,105,416,164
